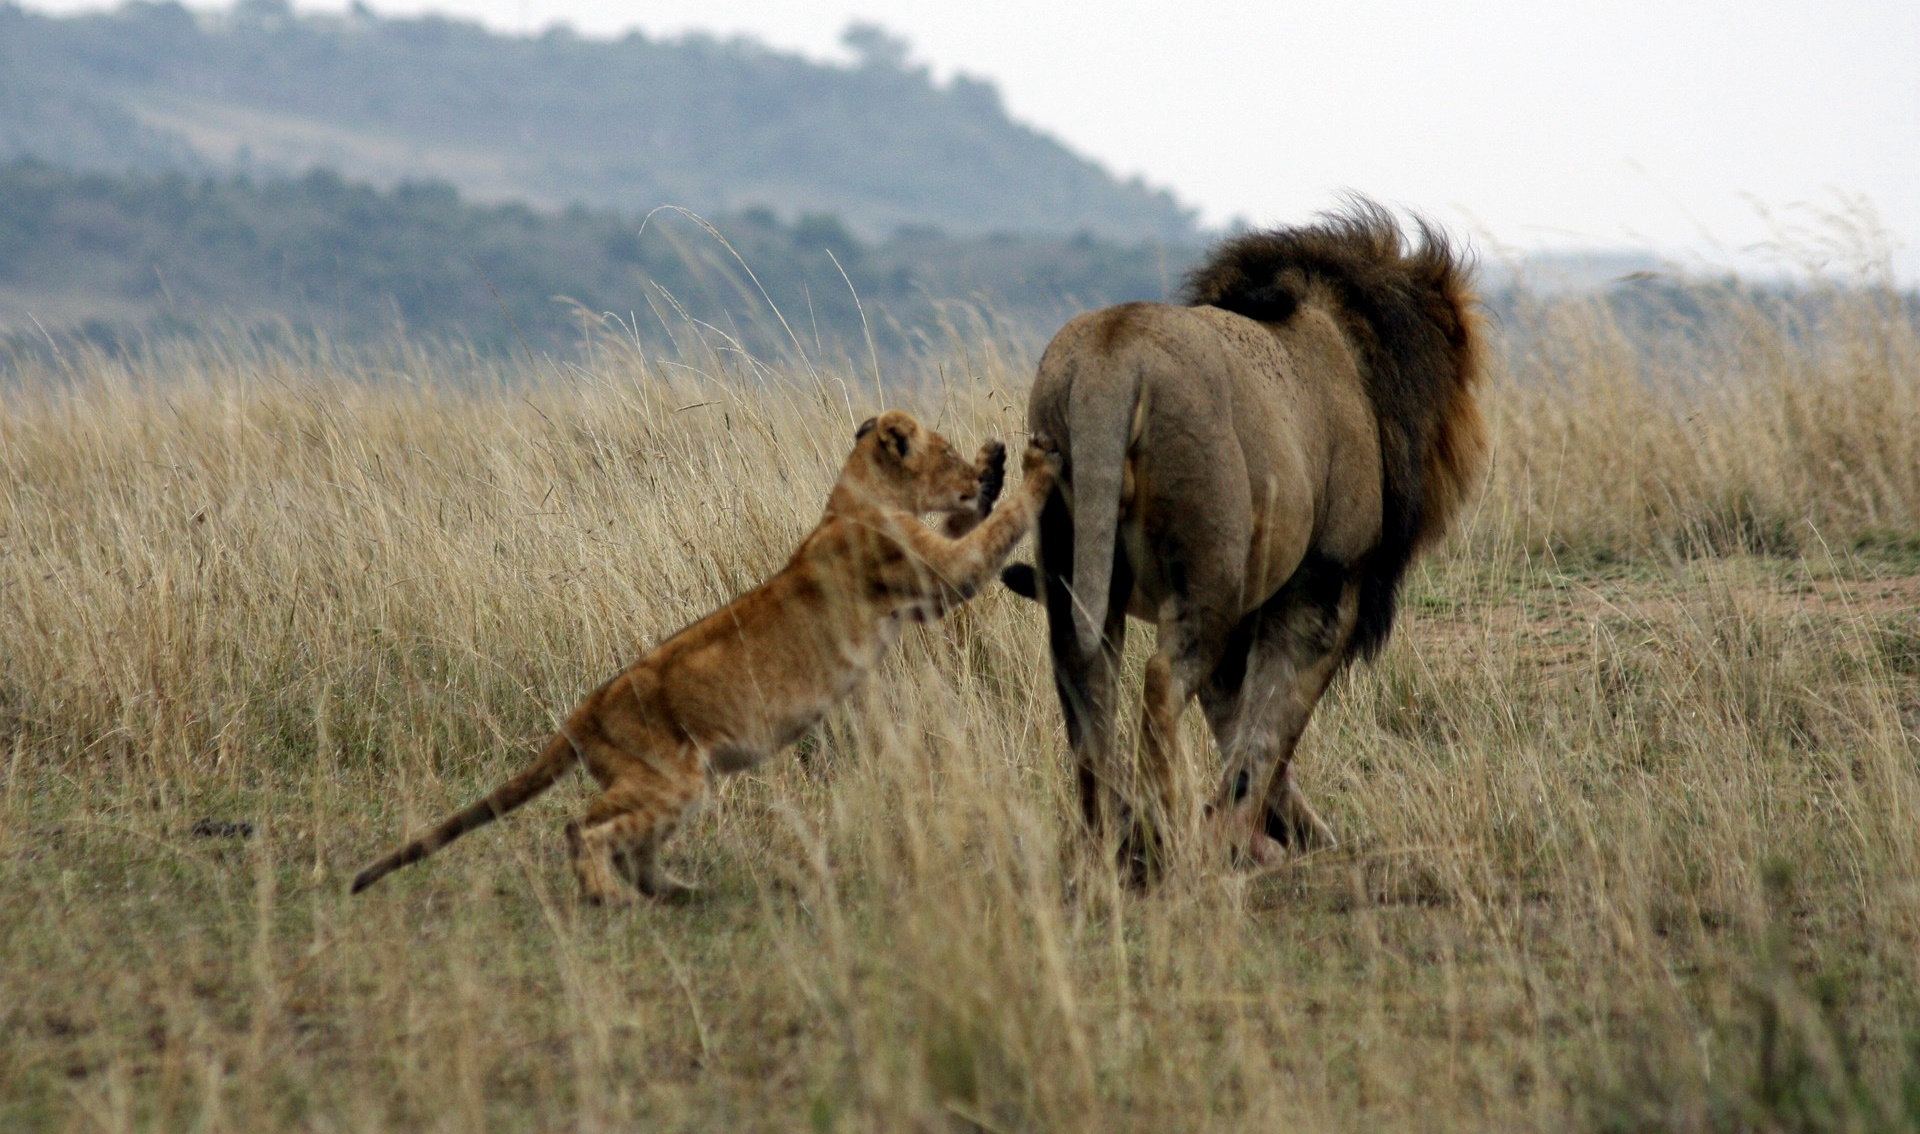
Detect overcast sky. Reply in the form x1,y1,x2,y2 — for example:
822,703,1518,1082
26,0,1920,277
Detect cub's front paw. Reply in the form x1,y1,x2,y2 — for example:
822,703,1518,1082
1023,432,1063,482
974,438,1007,513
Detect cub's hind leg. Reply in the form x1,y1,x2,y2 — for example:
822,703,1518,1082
615,766,708,902
567,747,707,905
565,817,629,906
609,812,701,903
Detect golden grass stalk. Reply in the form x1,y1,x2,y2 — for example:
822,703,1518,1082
1,278,1916,1131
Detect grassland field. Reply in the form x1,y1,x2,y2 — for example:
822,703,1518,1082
2,278,1918,1132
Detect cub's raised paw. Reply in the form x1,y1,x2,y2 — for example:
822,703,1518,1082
1023,433,1063,480
974,439,1007,512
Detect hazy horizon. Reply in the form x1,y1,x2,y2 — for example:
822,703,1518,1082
16,0,1919,280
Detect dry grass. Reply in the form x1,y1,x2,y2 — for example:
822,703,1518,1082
2,282,1918,1132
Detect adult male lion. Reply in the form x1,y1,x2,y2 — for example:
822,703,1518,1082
1007,202,1485,873
353,411,1058,904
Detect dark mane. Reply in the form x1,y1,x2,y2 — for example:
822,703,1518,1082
1183,199,1486,659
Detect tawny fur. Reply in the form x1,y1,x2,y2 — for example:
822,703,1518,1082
352,411,1059,904
1010,200,1485,877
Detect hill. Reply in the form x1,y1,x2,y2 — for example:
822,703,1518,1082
0,0,1197,241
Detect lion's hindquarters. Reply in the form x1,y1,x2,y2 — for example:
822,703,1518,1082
1030,205,1486,877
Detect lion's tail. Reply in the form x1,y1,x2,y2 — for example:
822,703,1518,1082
1066,365,1145,661
350,731,580,894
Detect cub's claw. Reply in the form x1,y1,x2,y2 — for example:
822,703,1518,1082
1023,432,1063,480
975,439,1007,513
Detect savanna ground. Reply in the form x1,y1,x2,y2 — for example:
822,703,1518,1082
3,270,1919,1133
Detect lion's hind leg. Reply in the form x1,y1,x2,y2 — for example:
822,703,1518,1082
1268,766,1336,852
566,748,707,906
1128,545,1247,882
565,817,629,906
611,816,701,904
1134,633,1219,881
1208,552,1357,865
1037,490,1132,851
1199,622,1293,870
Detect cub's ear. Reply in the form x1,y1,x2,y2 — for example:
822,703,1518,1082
855,417,878,441
872,410,913,459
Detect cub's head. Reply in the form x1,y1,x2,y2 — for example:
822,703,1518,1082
852,410,990,516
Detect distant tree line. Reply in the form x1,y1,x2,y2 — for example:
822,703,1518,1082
0,160,1196,357
5,159,1891,368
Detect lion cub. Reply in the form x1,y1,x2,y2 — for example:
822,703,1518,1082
353,410,1058,904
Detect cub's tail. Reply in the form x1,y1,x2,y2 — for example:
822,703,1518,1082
351,731,580,894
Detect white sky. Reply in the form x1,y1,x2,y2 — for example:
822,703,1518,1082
25,0,1920,277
